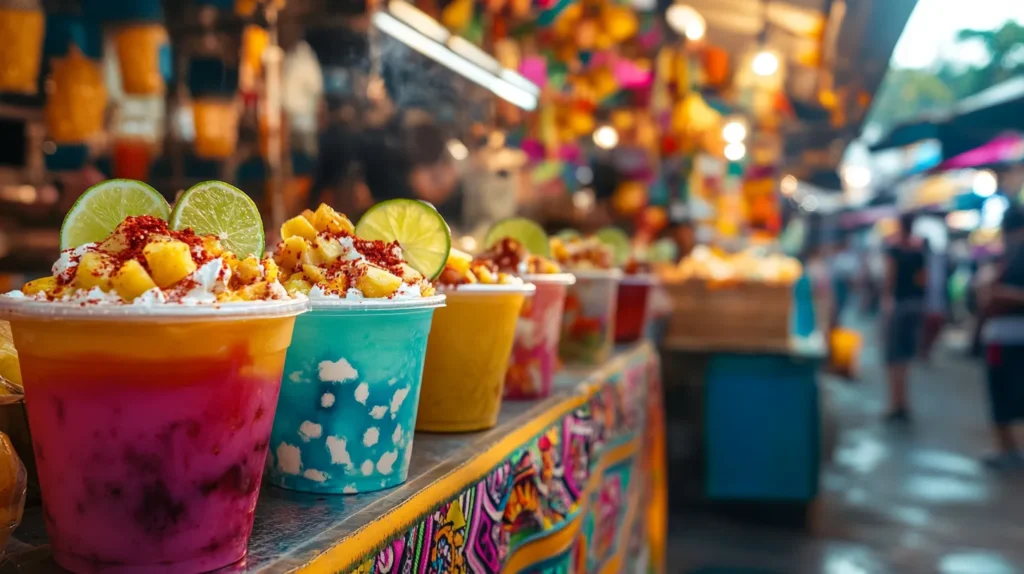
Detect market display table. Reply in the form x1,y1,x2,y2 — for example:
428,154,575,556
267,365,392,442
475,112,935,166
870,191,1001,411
2,343,666,574
661,335,826,513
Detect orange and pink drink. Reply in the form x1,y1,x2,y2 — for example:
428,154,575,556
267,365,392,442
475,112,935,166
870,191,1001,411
5,301,303,573
504,274,575,399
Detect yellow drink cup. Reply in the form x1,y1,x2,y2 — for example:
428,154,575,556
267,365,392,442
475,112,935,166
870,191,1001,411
0,299,307,573
417,284,535,432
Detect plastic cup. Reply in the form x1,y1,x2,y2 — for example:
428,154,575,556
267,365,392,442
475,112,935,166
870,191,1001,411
614,274,657,344
265,295,445,494
417,284,535,432
558,269,623,365
504,274,575,400
0,298,307,574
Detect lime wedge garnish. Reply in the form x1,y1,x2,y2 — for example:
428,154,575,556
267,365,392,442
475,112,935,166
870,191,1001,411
485,217,551,257
355,199,452,280
169,181,265,258
595,226,632,266
60,179,170,250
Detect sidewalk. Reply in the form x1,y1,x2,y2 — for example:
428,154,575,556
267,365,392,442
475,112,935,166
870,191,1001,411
671,319,1024,573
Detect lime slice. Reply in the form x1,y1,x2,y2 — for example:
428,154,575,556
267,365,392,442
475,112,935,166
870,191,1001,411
595,226,632,266
60,179,170,250
556,229,581,240
356,199,452,280
485,217,551,257
169,181,265,258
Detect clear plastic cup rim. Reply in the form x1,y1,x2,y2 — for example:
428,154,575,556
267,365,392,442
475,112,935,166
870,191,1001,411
439,283,537,295
521,273,577,286
619,273,659,286
0,295,310,321
308,294,446,311
565,268,624,281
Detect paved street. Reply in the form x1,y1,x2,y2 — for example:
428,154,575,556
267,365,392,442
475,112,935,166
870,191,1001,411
670,320,1024,574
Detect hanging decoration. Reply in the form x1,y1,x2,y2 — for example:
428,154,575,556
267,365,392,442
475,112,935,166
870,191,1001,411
0,0,44,95
112,21,171,96
45,46,108,144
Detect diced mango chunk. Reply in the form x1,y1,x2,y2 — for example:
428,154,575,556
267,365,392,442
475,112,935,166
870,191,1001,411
398,263,423,283
74,252,114,291
276,236,308,270
314,238,345,264
202,236,225,257
263,258,279,283
356,265,402,298
301,264,326,284
282,275,313,296
111,260,158,301
143,241,197,288
301,209,316,223
313,203,354,235
281,215,318,242
235,256,263,285
473,264,496,284
21,277,57,296
446,249,473,275
237,281,269,301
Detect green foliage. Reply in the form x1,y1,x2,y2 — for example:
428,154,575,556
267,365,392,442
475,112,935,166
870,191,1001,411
868,19,1024,132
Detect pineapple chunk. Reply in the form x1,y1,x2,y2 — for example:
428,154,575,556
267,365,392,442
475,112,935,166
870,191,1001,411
313,203,354,235
74,252,114,291
421,283,436,297
446,249,473,275
282,276,313,296
301,264,326,284
263,258,279,282
497,273,513,284
237,281,269,301
301,209,316,223
111,260,158,301
356,265,402,298
314,238,345,264
276,236,308,270
235,256,264,285
22,276,57,296
398,263,423,283
281,215,318,242
143,241,197,288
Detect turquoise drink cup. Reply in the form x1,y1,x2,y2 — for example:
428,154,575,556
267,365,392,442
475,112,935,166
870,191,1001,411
265,295,445,494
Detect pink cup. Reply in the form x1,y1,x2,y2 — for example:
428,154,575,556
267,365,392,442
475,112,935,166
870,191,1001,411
504,274,576,400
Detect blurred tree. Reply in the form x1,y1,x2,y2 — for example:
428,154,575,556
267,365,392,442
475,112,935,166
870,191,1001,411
868,20,1024,132
867,68,955,129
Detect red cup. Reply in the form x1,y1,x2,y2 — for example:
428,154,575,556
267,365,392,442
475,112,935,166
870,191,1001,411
614,274,657,343
504,274,576,399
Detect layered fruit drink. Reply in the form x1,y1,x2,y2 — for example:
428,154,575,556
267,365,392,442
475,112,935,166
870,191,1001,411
265,203,444,494
418,248,534,432
0,180,306,573
468,238,576,400
551,236,622,364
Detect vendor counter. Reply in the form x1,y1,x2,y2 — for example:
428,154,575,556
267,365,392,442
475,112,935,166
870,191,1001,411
1,343,666,574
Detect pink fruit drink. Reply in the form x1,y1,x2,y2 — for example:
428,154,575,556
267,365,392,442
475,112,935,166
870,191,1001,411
12,316,296,574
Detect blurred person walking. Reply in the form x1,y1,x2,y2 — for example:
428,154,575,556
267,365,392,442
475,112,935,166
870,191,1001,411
883,214,927,423
920,240,948,360
979,205,1024,468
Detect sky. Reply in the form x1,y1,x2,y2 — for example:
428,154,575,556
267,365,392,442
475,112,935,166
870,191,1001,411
890,0,1024,69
